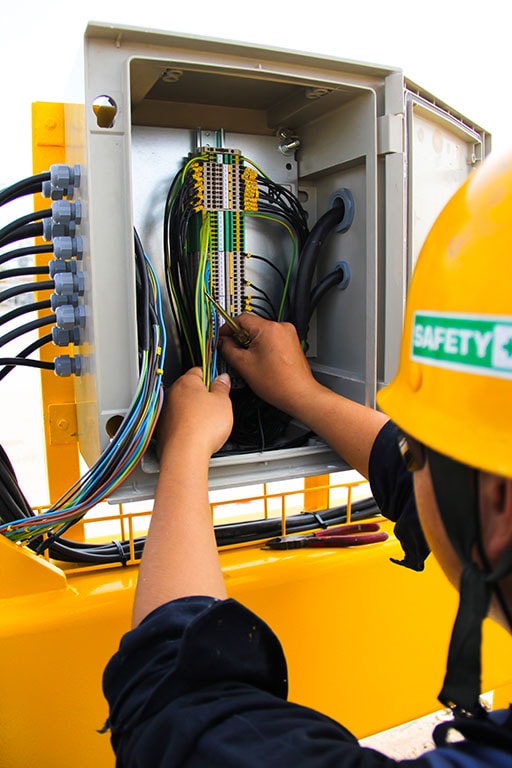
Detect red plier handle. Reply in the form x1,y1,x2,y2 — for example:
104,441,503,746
263,522,388,550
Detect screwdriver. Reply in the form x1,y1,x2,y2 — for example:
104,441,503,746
204,291,251,348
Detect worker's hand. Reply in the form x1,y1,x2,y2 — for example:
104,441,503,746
218,315,319,417
157,367,233,460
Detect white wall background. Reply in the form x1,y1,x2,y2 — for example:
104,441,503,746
1,0,510,189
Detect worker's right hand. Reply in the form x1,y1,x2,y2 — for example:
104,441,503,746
157,367,233,460
218,315,320,417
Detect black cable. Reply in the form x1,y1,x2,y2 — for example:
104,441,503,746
255,175,309,248
0,333,53,382
0,244,53,267
248,253,286,286
0,444,33,512
0,313,56,348
37,496,381,564
246,283,277,319
0,299,51,327
0,279,54,303
244,301,274,321
0,266,49,280
0,357,54,371
0,222,44,249
309,266,345,315
292,203,345,343
0,208,52,243
215,497,380,547
0,171,50,207
134,229,150,351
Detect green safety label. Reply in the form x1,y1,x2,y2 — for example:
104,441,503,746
411,311,512,379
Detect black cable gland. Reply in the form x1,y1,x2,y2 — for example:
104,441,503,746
328,188,355,232
42,164,82,200
43,219,70,241
55,304,85,330
52,326,81,346
53,272,84,296
50,292,79,310
51,200,82,226
54,354,83,377
48,259,78,277
53,235,83,260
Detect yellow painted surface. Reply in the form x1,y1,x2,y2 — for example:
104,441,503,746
1,520,511,767
31,101,83,504
303,474,330,511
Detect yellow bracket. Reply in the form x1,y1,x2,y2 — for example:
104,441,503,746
31,102,83,503
48,402,78,445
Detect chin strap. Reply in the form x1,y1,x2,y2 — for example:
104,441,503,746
427,449,512,717
438,561,491,714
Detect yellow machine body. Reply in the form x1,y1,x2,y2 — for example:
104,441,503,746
1,520,511,767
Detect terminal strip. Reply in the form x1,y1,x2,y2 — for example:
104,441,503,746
192,148,253,319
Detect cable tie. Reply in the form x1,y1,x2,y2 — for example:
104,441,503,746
156,368,164,375
312,512,329,529
112,539,128,566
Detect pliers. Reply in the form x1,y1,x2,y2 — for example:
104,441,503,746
262,521,388,550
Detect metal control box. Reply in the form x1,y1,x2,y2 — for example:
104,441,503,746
65,22,489,499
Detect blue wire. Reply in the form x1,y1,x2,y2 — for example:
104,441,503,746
0,249,168,540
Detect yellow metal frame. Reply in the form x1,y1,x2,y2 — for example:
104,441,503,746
31,102,83,503
0,102,510,767
1,503,511,767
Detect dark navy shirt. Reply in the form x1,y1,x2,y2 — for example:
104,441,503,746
103,422,512,766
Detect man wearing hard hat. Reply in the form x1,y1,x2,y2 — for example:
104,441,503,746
104,150,512,766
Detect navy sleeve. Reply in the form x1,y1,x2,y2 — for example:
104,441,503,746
368,420,430,572
103,596,413,768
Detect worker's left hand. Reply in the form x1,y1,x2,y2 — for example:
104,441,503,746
157,367,233,460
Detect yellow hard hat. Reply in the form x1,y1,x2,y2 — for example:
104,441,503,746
377,150,512,479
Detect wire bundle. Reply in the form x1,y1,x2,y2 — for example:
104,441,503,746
0,222,166,551
164,150,314,451
164,152,309,380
